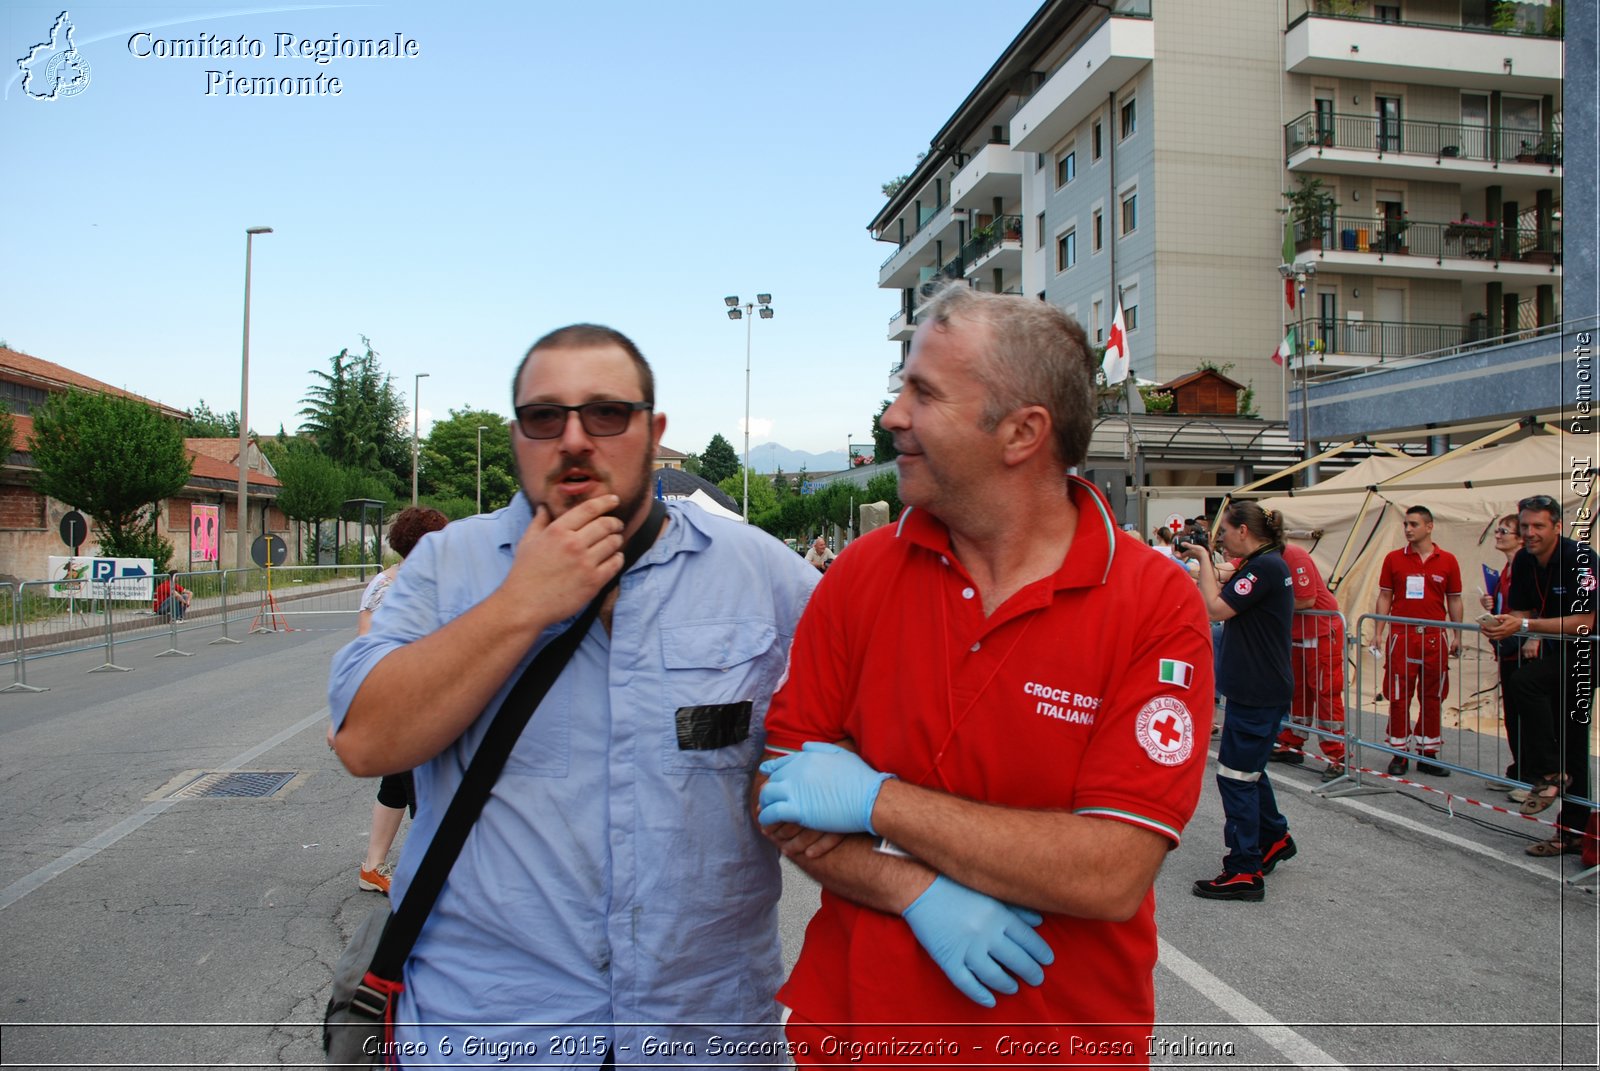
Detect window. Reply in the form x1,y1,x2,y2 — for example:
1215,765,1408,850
1036,152,1045,171
1092,300,1103,344
1092,120,1104,160
1120,97,1137,139
1036,213,1046,246
1375,5,1401,23
1056,229,1077,272
1125,303,1139,330
1092,209,1103,251
1121,191,1138,234
1057,149,1076,187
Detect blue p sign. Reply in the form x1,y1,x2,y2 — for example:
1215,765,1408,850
92,559,115,583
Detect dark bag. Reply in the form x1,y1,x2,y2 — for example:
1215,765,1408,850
322,501,667,1066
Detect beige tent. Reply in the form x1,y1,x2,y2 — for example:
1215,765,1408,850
1254,426,1589,640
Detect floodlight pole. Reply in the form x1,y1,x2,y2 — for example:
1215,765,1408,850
723,293,774,521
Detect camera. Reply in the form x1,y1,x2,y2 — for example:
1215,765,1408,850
1173,527,1209,552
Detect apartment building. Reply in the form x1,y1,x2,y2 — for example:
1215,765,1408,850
869,0,1565,440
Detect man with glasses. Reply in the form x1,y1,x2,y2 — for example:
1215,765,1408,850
752,285,1212,1061
1481,495,1597,855
1373,505,1463,777
329,324,819,1063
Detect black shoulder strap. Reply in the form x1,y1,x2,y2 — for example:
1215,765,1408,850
369,498,668,979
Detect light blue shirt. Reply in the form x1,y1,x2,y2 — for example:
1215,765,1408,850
329,497,817,1067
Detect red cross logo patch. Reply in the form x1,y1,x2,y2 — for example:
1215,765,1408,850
1135,696,1195,766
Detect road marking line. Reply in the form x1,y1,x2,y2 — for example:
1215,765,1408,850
0,707,329,913
1158,937,1351,1070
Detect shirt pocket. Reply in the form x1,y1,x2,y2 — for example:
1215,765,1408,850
660,619,778,774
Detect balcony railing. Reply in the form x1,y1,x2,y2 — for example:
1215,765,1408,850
1287,0,1562,38
1298,213,1562,264
1302,318,1472,360
879,195,954,269
959,215,1023,267
1286,111,1558,165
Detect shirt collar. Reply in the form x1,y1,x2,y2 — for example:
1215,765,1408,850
894,475,1117,592
496,493,711,567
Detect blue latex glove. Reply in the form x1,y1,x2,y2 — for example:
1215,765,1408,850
757,741,895,834
900,875,1054,1008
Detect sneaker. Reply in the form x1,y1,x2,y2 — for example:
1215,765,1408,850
1269,748,1305,765
358,862,394,894
1508,787,1532,804
1386,756,1409,776
1415,758,1451,777
1320,762,1346,782
1261,834,1297,874
1193,871,1265,901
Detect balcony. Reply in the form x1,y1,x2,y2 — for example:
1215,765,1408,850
961,216,1023,278
1296,213,1560,284
1285,112,1560,192
1285,2,1562,96
1301,317,1473,372
1011,13,1153,154
887,304,915,343
878,199,964,289
951,142,1023,211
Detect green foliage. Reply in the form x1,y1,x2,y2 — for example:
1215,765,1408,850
882,174,910,199
420,494,478,521
419,409,516,512
1138,386,1174,413
719,467,777,521
297,336,409,487
29,389,191,567
272,442,346,523
871,399,898,463
699,434,740,485
863,472,902,519
182,399,240,438
681,454,702,477
0,400,13,460
1284,176,1336,241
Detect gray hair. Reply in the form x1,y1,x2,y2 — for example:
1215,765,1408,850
917,281,1095,467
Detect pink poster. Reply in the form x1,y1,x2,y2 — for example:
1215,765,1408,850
192,504,220,563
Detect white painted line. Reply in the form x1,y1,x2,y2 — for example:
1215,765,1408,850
1209,749,1564,883
0,707,329,913
1272,767,1562,882
1158,937,1351,1070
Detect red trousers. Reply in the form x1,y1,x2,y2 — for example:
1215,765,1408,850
1279,624,1346,760
1384,626,1449,752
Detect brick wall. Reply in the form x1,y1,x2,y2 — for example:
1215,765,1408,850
0,485,46,529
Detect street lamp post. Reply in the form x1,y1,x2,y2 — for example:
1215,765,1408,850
845,433,854,470
411,372,430,506
237,226,272,572
723,293,773,521
476,424,488,514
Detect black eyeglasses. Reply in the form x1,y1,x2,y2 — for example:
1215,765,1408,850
1494,527,1515,536
514,401,651,439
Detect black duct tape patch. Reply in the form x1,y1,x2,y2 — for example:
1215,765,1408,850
675,702,752,750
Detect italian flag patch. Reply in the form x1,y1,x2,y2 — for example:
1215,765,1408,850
1158,659,1193,688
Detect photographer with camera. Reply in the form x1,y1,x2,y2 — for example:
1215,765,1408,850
1177,502,1295,902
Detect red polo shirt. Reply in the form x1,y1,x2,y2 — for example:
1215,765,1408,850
765,477,1213,1060
1378,542,1462,622
1281,543,1339,640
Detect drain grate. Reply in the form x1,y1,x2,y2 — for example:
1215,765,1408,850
169,771,296,799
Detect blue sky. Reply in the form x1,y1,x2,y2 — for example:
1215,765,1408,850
2,0,1036,461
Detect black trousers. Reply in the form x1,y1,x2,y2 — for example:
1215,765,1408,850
1505,650,1596,833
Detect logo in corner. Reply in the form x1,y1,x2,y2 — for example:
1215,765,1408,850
17,11,92,101
1135,696,1194,767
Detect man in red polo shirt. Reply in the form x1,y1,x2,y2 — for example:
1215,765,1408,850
1272,542,1347,780
1374,505,1463,776
753,284,1213,1066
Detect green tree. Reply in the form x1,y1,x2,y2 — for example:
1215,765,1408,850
419,409,516,512
272,443,345,562
298,337,409,488
871,399,898,463
718,467,778,520
699,434,740,485
0,400,13,460
29,389,192,572
864,472,902,519
182,399,240,438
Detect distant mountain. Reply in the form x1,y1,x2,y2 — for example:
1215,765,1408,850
747,443,852,474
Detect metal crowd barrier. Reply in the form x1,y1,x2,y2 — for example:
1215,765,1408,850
0,566,370,689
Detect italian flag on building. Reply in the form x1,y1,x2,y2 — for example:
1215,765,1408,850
1158,659,1194,688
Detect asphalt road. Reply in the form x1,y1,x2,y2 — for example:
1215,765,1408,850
0,617,1594,1069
